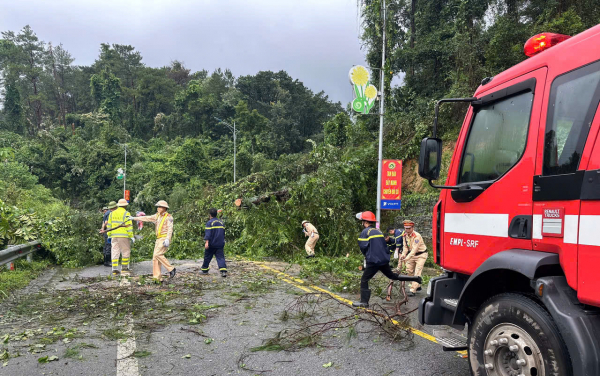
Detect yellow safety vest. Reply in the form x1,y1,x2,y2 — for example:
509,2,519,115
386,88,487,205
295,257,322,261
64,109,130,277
107,207,133,238
156,213,170,239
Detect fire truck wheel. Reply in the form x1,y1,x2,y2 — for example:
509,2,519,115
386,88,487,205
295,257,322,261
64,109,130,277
468,293,571,376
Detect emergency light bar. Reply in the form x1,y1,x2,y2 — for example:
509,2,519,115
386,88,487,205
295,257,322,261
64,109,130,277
524,32,571,57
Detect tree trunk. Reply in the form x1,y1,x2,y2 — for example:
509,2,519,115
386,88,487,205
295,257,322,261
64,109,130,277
409,0,416,78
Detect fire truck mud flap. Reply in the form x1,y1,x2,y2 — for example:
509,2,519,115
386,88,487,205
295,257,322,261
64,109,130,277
536,276,600,376
419,272,467,330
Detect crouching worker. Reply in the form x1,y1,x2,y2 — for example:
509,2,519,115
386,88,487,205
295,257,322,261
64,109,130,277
352,211,421,308
130,200,176,282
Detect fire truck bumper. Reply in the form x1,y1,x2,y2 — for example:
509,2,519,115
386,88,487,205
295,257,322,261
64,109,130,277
419,272,467,330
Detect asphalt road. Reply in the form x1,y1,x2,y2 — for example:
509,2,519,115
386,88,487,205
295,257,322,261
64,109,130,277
0,259,469,376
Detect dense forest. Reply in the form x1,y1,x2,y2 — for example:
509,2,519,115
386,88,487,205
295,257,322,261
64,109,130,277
1,0,598,269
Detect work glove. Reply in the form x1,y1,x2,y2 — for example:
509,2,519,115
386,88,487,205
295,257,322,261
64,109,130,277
164,239,170,247
131,238,136,243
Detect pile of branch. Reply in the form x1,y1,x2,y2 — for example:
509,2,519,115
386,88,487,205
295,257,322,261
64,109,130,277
235,189,290,208
249,293,416,354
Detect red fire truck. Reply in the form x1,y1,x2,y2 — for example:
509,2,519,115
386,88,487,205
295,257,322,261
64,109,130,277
418,25,600,376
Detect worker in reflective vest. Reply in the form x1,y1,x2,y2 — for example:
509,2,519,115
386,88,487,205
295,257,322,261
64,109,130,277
202,208,227,277
106,199,134,275
130,200,175,282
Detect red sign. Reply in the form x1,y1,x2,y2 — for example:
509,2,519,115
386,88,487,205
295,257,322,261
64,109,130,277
542,207,564,238
381,160,402,210
124,190,130,201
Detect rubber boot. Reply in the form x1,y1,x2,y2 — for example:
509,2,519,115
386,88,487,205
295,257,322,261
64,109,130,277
352,289,371,308
396,275,422,285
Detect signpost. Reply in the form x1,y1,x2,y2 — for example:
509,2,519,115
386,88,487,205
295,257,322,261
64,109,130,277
380,159,402,210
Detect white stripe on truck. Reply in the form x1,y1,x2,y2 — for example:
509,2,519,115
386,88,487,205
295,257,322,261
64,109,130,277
579,215,600,246
444,213,509,237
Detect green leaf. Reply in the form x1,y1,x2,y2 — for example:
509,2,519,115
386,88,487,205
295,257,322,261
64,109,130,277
182,354,191,359
323,362,333,368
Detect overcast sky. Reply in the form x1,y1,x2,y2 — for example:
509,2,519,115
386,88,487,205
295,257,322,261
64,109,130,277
1,0,375,105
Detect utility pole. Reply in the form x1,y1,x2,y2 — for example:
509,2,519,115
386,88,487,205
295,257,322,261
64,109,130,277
215,117,237,183
123,144,127,197
376,0,387,225
115,141,127,197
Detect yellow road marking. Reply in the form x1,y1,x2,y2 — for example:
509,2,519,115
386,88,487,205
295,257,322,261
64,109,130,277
255,262,467,356
281,278,314,293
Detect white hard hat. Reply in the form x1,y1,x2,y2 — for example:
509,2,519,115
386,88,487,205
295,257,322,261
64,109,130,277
155,200,169,208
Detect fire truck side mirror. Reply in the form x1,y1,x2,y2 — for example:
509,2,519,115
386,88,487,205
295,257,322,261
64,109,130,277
419,137,442,181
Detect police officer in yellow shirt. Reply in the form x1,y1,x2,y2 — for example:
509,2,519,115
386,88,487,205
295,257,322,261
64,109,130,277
130,200,176,282
400,219,428,296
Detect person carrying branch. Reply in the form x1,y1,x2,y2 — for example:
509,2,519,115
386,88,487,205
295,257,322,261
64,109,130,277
352,211,421,308
130,200,176,282
105,199,134,276
301,220,319,258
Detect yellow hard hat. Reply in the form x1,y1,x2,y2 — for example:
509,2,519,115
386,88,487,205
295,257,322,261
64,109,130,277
117,198,129,207
155,200,169,208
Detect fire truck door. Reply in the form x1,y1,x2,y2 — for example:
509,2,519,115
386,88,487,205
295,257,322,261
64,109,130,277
533,60,600,292
443,68,547,274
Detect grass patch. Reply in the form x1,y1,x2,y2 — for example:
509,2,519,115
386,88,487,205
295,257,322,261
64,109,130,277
0,260,51,302
102,328,129,341
64,347,81,359
133,350,151,358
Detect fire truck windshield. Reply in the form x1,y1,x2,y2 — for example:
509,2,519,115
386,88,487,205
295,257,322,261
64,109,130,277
458,91,533,184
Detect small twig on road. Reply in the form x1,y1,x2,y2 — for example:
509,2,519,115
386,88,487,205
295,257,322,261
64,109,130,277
179,326,209,337
237,353,272,374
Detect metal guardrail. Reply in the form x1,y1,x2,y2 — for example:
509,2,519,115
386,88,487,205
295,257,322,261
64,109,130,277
0,241,42,267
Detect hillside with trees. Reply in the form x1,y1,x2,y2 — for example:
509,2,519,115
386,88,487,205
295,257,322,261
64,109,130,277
1,0,598,273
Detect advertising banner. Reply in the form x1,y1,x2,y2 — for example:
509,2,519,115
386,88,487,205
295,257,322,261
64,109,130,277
381,159,402,210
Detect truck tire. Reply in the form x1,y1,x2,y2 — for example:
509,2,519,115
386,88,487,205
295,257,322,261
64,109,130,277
468,293,571,376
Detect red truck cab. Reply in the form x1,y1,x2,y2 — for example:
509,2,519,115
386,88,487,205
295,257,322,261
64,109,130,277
418,25,600,376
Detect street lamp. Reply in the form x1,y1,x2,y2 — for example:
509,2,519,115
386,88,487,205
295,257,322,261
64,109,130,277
214,117,237,183
114,141,127,197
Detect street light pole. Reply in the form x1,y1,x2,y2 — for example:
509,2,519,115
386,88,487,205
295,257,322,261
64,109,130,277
376,0,386,225
114,141,127,197
233,121,236,183
123,144,127,197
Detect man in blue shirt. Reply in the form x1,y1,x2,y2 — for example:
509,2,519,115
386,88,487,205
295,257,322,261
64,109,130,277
352,211,421,308
202,208,227,277
100,202,117,267
386,226,405,260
